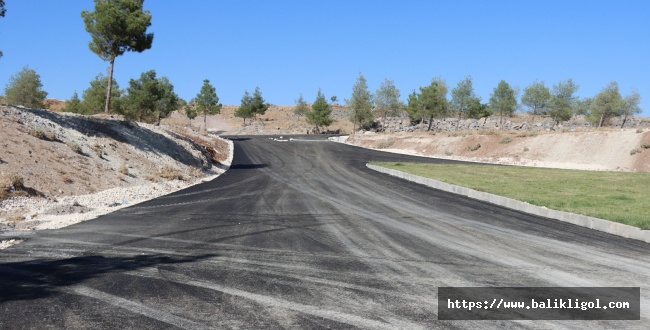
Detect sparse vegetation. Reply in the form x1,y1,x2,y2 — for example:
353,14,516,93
118,164,129,175
372,162,650,228
376,140,395,149
0,173,25,201
630,148,641,155
445,150,453,156
159,165,183,180
68,142,83,154
467,143,481,151
499,137,512,144
29,129,56,141
641,142,650,149
524,147,530,152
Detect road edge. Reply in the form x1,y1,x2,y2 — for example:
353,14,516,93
367,164,650,244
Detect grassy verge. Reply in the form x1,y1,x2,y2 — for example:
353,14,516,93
372,162,650,229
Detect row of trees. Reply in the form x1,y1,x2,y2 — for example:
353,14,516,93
297,73,642,133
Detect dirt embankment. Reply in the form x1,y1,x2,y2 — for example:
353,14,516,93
0,105,232,232
339,130,650,172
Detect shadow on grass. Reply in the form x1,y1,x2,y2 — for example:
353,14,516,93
0,253,217,302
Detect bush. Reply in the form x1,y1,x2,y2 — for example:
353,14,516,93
499,137,512,144
159,165,183,180
67,142,83,154
118,164,129,175
376,140,395,149
641,142,650,149
29,129,56,141
630,148,641,155
4,66,48,108
468,143,481,151
0,173,25,201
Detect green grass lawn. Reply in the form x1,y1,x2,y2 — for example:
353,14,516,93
372,162,650,229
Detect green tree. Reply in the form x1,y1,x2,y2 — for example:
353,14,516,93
235,90,255,126
467,96,491,120
619,89,641,128
306,89,333,132
79,73,122,114
123,70,179,124
548,78,578,126
346,73,374,132
548,78,578,124
419,78,449,131
62,91,82,113
330,96,338,104
521,80,551,123
489,80,517,129
4,67,48,108
406,90,421,123
250,87,269,119
589,81,624,127
82,0,154,114
184,100,198,123
193,79,222,132
294,93,309,116
0,0,6,58
375,78,404,118
451,76,476,129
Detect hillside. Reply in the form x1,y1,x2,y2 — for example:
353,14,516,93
0,105,232,231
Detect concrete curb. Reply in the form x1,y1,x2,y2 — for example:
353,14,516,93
367,164,650,244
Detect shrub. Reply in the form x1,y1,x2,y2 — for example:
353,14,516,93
630,148,641,155
67,142,83,154
445,150,453,156
29,129,56,141
636,129,643,134
641,142,650,149
118,164,129,175
376,140,395,149
499,137,512,144
0,174,25,201
524,147,530,152
159,165,183,180
468,143,481,151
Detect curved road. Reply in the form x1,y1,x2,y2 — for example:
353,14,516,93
1,136,648,329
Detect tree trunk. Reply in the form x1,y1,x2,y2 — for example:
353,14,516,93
499,110,504,130
104,57,115,114
621,114,628,128
427,115,434,131
598,113,605,128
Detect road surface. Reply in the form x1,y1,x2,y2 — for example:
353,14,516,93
1,135,648,329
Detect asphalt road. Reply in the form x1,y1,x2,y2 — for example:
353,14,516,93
1,135,649,329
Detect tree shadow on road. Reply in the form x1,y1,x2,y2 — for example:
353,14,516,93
0,253,217,303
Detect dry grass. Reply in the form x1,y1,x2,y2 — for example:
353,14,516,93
0,173,26,201
159,165,184,180
467,143,481,151
29,129,56,141
67,142,83,154
118,164,129,175
376,140,395,149
499,137,513,144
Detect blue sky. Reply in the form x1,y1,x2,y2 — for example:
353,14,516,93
1,1,648,115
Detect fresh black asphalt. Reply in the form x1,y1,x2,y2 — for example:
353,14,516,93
1,135,649,329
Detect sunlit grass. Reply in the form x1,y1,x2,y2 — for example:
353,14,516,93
372,162,650,229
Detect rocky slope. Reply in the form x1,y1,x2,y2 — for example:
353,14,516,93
0,105,232,233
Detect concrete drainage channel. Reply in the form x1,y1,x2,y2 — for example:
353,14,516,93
367,164,650,244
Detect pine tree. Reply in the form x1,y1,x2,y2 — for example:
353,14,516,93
194,79,222,133
4,67,48,109
347,73,374,132
82,0,154,113
235,90,255,126
306,89,333,132
63,92,82,113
